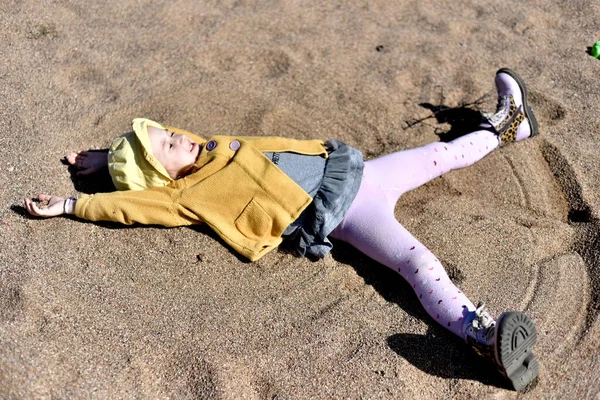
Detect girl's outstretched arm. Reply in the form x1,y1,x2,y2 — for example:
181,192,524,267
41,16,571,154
25,186,197,227
24,194,75,218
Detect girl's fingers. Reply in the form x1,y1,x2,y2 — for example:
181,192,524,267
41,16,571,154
26,202,34,216
77,168,94,176
29,199,41,213
24,198,39,216
67,151,84,165
23,196,53,217
31,202,42,215
66,152,76,165
23,198,31,213
66,151,88,167
24,195,65,217
31,200,51,217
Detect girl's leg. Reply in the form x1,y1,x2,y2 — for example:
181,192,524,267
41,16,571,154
364,129,500,208
364,66,539,208
330,180,475,339
330,128,502,339
332,68,539,390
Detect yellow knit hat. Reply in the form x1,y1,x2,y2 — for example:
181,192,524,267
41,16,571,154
108,118,173,191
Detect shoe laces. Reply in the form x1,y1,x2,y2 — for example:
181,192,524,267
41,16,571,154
472,301,495,332
481,95,510,125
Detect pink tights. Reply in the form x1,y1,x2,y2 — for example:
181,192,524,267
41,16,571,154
330,130,501,339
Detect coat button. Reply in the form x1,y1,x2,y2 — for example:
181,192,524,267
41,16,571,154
206,140,217,151
229,140,240,151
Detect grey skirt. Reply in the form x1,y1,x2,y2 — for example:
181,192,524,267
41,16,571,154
283,139,364,258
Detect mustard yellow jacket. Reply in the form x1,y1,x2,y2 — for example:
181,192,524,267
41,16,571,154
75,128,329,261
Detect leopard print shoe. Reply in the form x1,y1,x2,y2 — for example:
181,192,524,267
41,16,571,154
483,68,539,145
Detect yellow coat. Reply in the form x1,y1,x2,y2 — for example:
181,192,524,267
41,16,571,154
75,128,329,261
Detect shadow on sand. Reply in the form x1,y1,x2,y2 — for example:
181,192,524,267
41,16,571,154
329,241,507,390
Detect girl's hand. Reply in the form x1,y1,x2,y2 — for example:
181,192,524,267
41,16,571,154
24,195,68,218
66,150,108,176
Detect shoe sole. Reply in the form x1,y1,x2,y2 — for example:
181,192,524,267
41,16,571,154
496,68,539,138
495,311,539,391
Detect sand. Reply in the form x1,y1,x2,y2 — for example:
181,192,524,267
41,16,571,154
2,0,600,398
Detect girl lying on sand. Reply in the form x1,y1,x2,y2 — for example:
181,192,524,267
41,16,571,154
25,68,539,390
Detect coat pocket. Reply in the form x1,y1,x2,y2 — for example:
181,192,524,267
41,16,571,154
235,198,273,241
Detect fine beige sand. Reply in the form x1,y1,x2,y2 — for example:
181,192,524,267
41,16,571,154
2,0,600,398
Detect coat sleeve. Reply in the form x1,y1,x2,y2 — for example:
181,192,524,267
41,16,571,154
74,186,200,227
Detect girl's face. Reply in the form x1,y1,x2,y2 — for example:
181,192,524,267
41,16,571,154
147,126,201,179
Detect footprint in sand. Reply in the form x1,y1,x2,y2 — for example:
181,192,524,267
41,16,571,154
0,285,23,323
529,91,567,125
